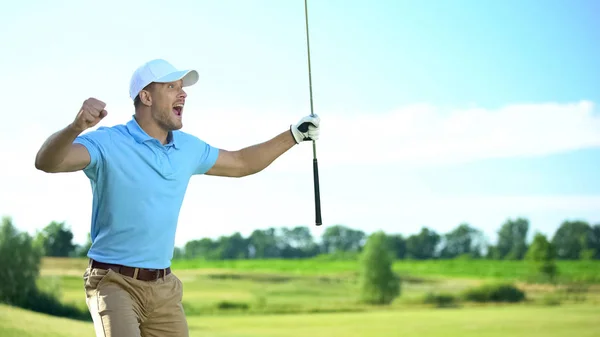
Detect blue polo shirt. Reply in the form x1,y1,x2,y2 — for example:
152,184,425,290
73,117,219,269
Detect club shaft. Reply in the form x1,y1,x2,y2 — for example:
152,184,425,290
304,0,315,120
304,0,322,226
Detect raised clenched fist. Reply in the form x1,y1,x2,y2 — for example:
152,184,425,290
71,98,108,132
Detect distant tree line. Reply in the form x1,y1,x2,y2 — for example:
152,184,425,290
2,215,551,316
25,216,600,261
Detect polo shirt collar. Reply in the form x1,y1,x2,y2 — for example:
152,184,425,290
126,116,179,149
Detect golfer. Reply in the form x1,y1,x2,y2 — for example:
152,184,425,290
34,58,320,337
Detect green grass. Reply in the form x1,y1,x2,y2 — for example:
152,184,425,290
37,267,460,316
36,257,600,316
172,258,600,282
35,258,486,315
42,257,600,282
2,303,600,337
3,257,600,336
390,259,600,282
0,304,92,337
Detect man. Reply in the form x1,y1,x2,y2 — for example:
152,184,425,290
34,58,320,337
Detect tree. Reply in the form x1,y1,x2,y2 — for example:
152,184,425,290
215,232,249,259
72,232,92,257
247,228,281,259
358,231,400,305
386,234,406,259
495,217,529,260
0,216,43,306
587,224,600,259
279,226,319,258
172,246,184,260
405,227,440,260
184,238,219,260
35,221,76,257
551,220,592,259
525,232,558,283
321,225,366,254
439,223,486,259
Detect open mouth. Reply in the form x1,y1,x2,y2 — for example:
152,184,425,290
172,104,183,117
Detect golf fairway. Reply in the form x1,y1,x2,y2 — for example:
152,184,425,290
1,303,599,337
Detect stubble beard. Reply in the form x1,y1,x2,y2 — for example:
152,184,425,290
153,108,182,132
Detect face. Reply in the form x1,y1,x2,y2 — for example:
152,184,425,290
140,80,187,131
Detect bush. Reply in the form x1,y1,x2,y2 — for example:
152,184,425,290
423,292,459,308
462,282,526,303
22,287,90,321
216,300,249,311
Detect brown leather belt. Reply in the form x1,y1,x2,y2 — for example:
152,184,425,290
90,259,171,281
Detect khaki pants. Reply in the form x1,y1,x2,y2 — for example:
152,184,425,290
83,264,188,337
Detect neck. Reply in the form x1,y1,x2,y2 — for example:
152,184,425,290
134,112,169,144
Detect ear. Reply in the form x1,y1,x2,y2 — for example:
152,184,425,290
139,89,153,106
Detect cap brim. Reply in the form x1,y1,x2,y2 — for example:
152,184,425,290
155,69,199,87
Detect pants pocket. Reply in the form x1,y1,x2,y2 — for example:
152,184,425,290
83,267,113,297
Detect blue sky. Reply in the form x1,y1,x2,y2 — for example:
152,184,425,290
1,0,599,247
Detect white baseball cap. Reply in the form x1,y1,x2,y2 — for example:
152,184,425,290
129,59,199,100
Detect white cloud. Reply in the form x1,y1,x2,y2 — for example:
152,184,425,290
311,100,599,168
1,100,599,247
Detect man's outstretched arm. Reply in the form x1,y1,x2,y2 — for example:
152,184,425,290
205,115,320,178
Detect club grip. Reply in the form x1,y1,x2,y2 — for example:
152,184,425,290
313,158,322,226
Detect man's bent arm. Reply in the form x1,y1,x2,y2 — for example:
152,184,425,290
206,130,296,178
35,124,90,173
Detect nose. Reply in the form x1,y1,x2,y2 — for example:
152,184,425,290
179,88,187,99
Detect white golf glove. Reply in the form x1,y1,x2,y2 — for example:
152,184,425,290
290,114,320,144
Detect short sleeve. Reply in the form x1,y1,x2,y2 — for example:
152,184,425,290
73,127,112,180
193,137,220,175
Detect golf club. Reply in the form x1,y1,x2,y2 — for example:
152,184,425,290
303,0,322,226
